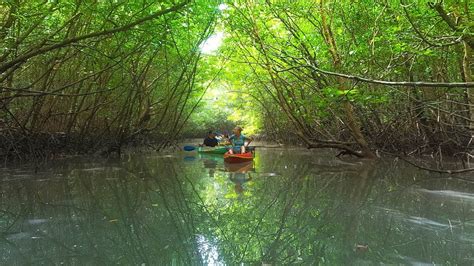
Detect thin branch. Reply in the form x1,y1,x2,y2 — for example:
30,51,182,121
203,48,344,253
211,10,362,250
296,131,365,158
429,1,474,49
276,65,474,88
384,151,474,174
0,87,115,99
401,1,461,47
0,1,190,73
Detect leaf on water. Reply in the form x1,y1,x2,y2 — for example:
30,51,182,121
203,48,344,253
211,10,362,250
354,244,369,253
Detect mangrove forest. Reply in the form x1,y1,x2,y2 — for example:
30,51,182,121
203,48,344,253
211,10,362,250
1,0,474,264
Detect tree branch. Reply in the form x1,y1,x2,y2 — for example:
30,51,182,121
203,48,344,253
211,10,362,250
0,1,190,73
387,152,474,174
284,65,474,88
296,131,365,158
429,1,474,49
402,1,461,47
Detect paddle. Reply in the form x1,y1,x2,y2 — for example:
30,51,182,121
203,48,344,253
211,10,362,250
183,145,197,151
184,145,260,152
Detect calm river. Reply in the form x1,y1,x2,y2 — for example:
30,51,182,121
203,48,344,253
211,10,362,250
1,146,473,264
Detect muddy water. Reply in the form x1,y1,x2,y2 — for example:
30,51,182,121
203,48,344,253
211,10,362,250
0,147,473,264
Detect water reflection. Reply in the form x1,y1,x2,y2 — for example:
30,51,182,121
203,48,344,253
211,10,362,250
225,162,254,197
0,149,474,264
200,154,219,178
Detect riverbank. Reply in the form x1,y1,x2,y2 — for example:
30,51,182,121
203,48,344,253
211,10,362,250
2,130,473,174
0,130,180,164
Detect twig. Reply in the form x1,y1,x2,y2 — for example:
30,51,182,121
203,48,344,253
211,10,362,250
383,151,474,174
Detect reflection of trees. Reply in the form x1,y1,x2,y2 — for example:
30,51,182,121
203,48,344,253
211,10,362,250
332,160,474,264
226,162,254,197
1,151,474,264
0,157,210,264
357,162,474,264
202,152,474,264
207,156,330,264
215,157,360,264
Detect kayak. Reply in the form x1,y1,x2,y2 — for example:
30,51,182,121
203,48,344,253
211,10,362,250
198,146,229,154
224,161,253,173
224,152,254,164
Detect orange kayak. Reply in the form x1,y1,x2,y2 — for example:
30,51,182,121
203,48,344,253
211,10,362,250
223,152,254,163
224,161,253,173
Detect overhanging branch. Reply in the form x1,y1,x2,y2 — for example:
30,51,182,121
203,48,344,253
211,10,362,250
0,1,190,74
276,65,474,88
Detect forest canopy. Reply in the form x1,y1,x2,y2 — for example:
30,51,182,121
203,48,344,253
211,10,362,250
0,0,473,160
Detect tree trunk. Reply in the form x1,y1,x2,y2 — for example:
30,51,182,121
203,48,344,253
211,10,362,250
463,42,474,131
320,1,376,159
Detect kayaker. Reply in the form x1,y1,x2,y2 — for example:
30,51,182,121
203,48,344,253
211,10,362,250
203,131,218,147
228,126,253,154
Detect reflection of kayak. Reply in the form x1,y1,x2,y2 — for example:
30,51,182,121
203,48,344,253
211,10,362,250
183,156,196,162
224,152,254,164
198,146,229,154
198,153,223,162
203,159,218,169
224,161,253,173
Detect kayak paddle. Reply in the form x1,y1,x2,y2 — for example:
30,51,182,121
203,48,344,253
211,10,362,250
183,145,196,151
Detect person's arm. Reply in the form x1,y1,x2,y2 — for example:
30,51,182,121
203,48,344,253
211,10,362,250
244,135,253,146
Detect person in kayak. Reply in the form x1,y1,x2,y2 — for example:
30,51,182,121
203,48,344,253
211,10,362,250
203,131,218,147
228,126,253,154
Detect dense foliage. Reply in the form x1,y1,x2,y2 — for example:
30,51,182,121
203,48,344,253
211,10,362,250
0,0,221,159
218,0,473,158
1,0,473,160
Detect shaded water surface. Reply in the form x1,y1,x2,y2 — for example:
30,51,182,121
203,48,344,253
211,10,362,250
1,148,474,264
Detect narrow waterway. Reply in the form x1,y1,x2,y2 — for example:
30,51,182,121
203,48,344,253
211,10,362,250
1,146,473,264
